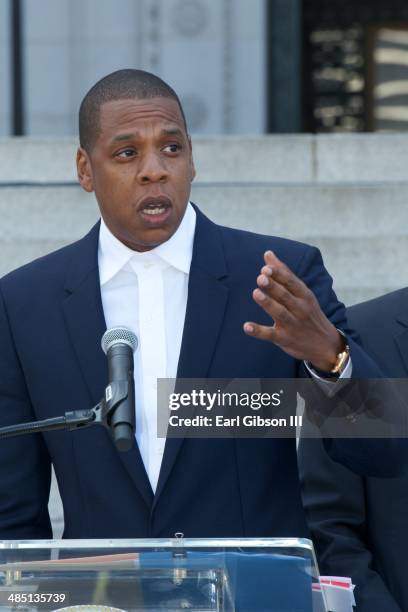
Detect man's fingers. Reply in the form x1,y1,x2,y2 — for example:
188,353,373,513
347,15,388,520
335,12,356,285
257,273,299,313
252,289,294,325
263,250,308,299
243,321,278,343
261,265,273,277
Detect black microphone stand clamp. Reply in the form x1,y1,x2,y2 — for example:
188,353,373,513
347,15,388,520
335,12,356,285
0,381,131,451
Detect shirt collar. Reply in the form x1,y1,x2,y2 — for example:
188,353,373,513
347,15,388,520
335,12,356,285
98,202,196,285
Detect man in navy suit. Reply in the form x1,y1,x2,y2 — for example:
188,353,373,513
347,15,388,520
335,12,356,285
0,69,394,540
299,289,408,611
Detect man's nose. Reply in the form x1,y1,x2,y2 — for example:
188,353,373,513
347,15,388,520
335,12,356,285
137,152,168,183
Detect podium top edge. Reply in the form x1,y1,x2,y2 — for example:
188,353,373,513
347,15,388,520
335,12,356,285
0,537,313,551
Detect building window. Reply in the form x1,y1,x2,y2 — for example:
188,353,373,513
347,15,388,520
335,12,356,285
303,0,408,132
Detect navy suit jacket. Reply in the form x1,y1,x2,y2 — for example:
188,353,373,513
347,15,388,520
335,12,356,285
299,288,408,612
0,207,386,540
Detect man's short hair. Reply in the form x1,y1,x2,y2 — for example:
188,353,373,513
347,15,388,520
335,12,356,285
79,69,188,152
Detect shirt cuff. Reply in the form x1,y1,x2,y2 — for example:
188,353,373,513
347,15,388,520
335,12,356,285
304,356,353,396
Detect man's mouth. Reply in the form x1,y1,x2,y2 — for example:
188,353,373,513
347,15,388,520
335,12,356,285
139,196,171,212
138,196,172,224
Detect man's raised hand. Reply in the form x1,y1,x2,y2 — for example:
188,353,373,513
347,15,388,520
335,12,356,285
243,251,345,372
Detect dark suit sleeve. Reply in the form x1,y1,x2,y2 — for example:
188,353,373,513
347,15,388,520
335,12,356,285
0,285,52,539
295,246,406,477
294,245,382,378
299,438,402,612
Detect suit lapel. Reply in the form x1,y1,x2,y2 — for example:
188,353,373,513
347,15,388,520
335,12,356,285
62,225,107,407
395,310,408,376
62,223,153,507
154,209,229,505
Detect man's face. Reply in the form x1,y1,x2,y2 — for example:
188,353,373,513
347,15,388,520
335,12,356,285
77,96,196,251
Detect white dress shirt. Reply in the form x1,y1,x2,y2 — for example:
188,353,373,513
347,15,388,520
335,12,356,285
98,203,350,491
99,203,196,492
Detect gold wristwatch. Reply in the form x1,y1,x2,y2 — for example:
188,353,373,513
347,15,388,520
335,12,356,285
306,331,350,378
330,333,350,376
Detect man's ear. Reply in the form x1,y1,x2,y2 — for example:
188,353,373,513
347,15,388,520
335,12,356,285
76,147,94,193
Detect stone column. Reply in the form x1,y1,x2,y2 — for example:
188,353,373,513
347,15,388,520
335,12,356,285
267,0,302,133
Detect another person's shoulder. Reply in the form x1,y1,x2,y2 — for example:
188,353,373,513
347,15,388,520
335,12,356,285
348,287,408,327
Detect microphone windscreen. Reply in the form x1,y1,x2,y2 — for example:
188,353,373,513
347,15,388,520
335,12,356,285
101,327,138,354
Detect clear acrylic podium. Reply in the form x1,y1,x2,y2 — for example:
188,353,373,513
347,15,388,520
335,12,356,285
0,538,322,611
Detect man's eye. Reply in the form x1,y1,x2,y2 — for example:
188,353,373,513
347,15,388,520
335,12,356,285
163,144,181,153
117,149,136,158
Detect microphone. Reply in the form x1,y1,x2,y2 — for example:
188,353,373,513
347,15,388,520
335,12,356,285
101,327,138,452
